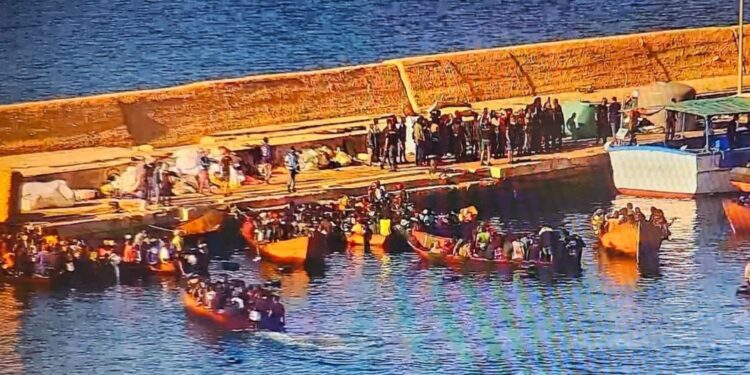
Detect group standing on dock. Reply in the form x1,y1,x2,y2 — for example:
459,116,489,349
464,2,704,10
368,96,571,170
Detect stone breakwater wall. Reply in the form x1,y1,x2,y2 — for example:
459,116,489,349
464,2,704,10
0,26,745,156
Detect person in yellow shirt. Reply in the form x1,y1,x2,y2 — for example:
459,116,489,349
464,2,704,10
171,230,184,253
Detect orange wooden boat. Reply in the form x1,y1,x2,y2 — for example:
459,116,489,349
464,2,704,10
148,261,179,275
178,209,225,236
408,230,551,267
0,273,56,287
731,181,750,192
182,292,251,330
723,199,750,233
258,236,311,266
598,222,663,258
347,233,386,247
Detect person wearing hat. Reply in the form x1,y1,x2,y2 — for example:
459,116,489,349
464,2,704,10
284,147,300,193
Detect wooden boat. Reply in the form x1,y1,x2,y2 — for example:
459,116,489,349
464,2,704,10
178,208,225,236
182,292,252,330
258,236,311,266
347,233,386,247
408,230,551,267
730,167,750,192
598,221,663,259
0,273,57,287
723,199,750,233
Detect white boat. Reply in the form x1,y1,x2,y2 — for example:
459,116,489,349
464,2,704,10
608,96,750,198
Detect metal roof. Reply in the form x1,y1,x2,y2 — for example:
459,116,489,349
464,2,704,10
666,96,750,117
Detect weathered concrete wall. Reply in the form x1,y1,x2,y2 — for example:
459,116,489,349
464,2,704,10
0,26,746,157
0,64,410,155
399,27,741,109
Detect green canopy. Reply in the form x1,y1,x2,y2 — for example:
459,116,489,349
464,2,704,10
666,96,750,118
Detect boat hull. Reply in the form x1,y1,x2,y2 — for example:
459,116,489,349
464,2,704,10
182,293,251,330
178,209,226,236
259,237,311,266
608,145,749,197
723,199,750,233
347,233,386,247
598,222,663,260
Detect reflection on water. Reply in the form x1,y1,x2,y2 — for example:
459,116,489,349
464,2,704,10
3,171,750,373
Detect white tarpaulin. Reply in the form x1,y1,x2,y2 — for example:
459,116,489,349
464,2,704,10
173,148,202,176
112,166,141,194
21,180,76,211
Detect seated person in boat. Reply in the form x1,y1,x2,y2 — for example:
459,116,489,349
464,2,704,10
122,236,141,264
474,224,493,260
647,207,674,239
512,237,526,261
591,209,605,236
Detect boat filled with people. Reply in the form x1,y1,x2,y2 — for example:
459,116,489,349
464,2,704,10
0,224,207,287
236,182,416,265
590,203,671,260
183,276,286,331
407,206,584,272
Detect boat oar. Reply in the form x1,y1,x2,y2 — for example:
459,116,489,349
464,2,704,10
148,224,174,232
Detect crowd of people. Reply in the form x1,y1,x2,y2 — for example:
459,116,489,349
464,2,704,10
368,97,570,170
590,203,674,239
0,224,204,281
186,276,286,332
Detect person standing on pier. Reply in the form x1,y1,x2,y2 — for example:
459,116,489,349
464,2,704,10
397,116,407,163
260,137,273,183
284,147,300,193
158,162,173,206
552,99,565,150
198,149,212,194
608,97,622,145
595,97,609,145
413,118,425,166
541,98,553,153
665,110,677,143
383,120,400,172
452,116,465,162
479,114,493,166
220,147,233,196
367,119,380,167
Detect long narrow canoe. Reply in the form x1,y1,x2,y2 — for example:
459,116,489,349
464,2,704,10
599,222,663,258
258,237,311,266
182,292,251,330
408,230,551,267
723,199,750,233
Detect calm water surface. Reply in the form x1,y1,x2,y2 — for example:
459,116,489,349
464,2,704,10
1,172,750,374
0,0,743,104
